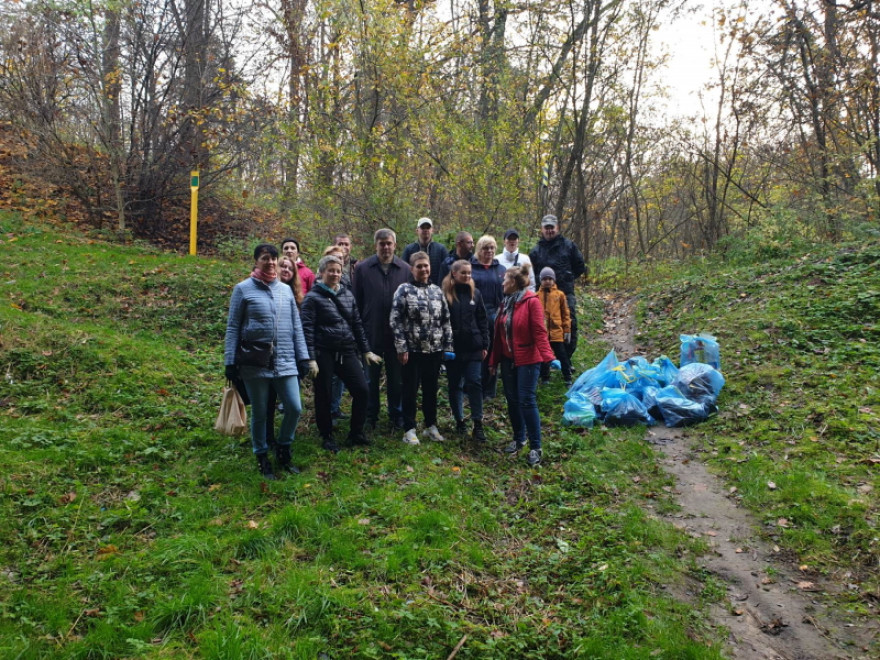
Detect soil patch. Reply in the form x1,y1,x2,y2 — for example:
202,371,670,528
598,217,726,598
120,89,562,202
597,292,877,659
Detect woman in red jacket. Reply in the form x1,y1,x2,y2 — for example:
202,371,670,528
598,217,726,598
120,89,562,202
488,264,555,466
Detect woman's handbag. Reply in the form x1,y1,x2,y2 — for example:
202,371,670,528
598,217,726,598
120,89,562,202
215,381,248,436
235,340,275,368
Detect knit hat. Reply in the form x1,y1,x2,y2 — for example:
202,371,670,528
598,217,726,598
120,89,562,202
539,267,556,281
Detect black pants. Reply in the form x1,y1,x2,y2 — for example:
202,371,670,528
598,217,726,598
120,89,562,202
540,341,573,381
314,348,369,440
401,352,442,431
565,292,578,358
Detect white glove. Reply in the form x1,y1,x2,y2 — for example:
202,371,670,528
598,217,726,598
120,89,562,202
364,352,383,365
307,360,319,379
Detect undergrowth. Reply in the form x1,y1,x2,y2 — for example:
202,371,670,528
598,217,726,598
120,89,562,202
0,212,723,658
632,238,880,615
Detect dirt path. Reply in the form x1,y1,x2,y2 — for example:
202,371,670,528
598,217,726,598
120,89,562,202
599,293,876,660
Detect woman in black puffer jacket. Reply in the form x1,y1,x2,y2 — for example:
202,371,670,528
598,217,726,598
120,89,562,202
301,255,383,451
442,259,490,443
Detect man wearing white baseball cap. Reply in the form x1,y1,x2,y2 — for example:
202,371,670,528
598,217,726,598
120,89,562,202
402,217,449,285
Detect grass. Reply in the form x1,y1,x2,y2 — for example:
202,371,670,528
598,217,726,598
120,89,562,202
1,209,876,657
629,237,880,613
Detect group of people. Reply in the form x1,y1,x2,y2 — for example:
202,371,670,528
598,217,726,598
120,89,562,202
224,215,586,479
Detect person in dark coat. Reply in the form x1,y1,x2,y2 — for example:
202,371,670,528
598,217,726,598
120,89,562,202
401,217,449,286
301,255,382,452
442,259,489,442
436,231,475,284
353,228,411,429
470,235,506,399
528,215,586,358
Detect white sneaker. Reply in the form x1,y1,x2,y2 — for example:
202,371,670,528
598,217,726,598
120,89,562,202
424,425,445,442
402,429,420,445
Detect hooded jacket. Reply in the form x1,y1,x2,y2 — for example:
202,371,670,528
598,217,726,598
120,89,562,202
538,282,571,343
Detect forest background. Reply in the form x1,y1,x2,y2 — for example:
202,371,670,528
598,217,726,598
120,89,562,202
2,0,879,260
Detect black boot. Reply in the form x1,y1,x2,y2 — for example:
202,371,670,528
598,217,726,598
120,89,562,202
276,445,300,474
471,420,487,443
321,435,340,454
256,453,275,480
347,430,371,447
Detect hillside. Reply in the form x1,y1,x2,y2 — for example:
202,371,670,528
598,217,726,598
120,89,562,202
0,211,877,658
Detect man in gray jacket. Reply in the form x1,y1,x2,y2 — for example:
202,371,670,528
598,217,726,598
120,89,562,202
353,228,411,429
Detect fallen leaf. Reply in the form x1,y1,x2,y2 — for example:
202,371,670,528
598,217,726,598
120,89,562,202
358,518,370,525
59,492,77,504
208,484,221,492
246,520,259,529
705,530,718,537
96,544,118,560
777,518,789,528
796,581,815,590
767,481,777,490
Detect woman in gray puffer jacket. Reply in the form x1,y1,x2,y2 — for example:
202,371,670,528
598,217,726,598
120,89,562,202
225,244,315,479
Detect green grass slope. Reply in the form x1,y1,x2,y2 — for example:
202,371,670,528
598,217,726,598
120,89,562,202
632,239,880,609
0,210,875,658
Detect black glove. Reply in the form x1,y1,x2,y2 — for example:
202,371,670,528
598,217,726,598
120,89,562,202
225,364,238,381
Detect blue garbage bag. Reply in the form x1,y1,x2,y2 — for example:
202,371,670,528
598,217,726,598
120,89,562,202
673,363,725,404
651,356,679,387
562,392,597,428
680,334,721,371
641,385,662,420
600,388,656,427
567,349,620,397
655,385,714,427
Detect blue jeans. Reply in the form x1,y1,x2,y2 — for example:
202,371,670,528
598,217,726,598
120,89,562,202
499,360,542,450
366,348,403,425
330,374,345,416
243,376,302,455
447,357,483,423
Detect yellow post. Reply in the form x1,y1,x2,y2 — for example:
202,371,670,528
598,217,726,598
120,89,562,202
189,170,200,255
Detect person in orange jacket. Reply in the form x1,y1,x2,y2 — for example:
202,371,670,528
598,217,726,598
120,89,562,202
537,267,573,385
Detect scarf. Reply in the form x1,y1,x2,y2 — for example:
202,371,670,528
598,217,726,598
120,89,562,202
316,281,338,296
500,289,527,352
251,268,277,285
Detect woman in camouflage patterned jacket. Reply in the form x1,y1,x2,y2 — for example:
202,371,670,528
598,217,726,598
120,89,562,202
390,252,454,446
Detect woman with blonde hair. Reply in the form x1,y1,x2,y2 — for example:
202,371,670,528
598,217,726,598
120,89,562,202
471,235,506,399
442,259,489,442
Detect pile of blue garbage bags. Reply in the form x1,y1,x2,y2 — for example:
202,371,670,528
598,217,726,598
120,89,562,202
562,334,725,429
